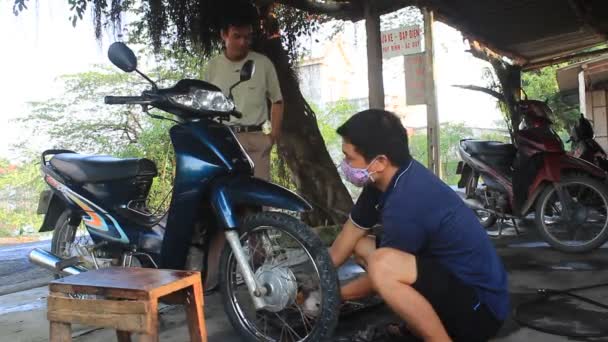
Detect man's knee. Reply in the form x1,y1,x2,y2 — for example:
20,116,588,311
367,248,416,289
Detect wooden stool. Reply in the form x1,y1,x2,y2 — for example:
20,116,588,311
47,267,207,342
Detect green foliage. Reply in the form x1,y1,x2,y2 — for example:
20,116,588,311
522,65,579,132
439,123,472,184
117,118,175,210
409,132,428,167
315,99,357,161
0,157,45,236
18,67,150,154
271,98,357,194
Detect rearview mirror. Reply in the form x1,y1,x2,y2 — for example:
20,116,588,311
108,42,137,73
240,60,255,82
228,60,256,100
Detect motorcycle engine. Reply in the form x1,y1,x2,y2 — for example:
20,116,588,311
475,187,509,211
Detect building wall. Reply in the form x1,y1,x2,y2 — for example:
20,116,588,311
586,89,608,150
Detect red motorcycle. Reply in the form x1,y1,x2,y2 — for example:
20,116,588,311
457,100,608,253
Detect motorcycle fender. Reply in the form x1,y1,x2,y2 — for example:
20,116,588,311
457,163,473,188
209,176,312,229
38,191,67,232
560,154,607,179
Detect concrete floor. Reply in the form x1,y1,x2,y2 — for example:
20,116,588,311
1,221,608,341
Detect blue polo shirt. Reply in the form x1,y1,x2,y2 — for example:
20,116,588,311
350,160,510,321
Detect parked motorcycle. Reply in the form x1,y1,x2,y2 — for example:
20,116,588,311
30,42,339,341
456,100,608,253
569,113,608,171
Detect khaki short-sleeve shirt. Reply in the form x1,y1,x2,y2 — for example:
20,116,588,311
203,51,282,126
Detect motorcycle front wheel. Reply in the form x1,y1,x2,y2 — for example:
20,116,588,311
535,175,608,253
219,212,340,342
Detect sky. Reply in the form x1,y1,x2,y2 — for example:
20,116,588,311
0,2,504,162
0,1,112,161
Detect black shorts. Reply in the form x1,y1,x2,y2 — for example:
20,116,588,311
409,258,503,342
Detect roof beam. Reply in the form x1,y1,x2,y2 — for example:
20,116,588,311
523,47,608,71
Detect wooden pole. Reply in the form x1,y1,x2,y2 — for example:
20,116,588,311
578,69,587,116
364,1,385,109
423,8,440,175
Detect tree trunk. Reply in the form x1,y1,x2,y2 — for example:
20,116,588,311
468,44,522,138
364,1,385,109
258,37,354,226
490,59,522,137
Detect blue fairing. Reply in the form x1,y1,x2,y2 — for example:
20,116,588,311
210,176,312,229
160,120,252,269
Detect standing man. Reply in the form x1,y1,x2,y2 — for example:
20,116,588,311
330,109,509,341
204,10,284,180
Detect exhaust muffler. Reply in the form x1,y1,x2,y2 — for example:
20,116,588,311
28,248,86,276
463,197,486,211
462,198,516,219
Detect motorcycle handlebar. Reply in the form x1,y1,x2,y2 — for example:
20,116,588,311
104,96,152,105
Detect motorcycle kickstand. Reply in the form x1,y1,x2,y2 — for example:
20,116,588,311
497,218,504,237
511,218,521,236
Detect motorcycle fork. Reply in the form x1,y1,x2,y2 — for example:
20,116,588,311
224,230,268,310
553,182,574,220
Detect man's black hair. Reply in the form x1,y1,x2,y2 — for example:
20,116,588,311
220,2,258,32
337,109,412,166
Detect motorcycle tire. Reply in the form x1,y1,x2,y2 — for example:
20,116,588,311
219,211,340,342
535,175,608,253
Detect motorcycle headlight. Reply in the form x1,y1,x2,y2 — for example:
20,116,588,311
170,89,234,112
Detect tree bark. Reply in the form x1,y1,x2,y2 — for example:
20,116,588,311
258,37,354,226
490,59,522,136
364,1,385,109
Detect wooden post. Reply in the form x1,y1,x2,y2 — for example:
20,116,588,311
185,282,207,342
423,8,440,175
50,322,72,342
364,1,385,109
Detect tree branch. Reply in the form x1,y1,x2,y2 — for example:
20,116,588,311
452,84,505,102
274,0,360,19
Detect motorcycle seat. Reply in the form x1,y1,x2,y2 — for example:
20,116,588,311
461,140,516,157
50,153,157,183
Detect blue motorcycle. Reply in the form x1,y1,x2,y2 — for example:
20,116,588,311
30,42,339,341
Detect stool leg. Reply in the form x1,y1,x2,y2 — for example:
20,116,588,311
140,299,159,342
185,281,207,342
116,330,132,342
50,321,72,342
